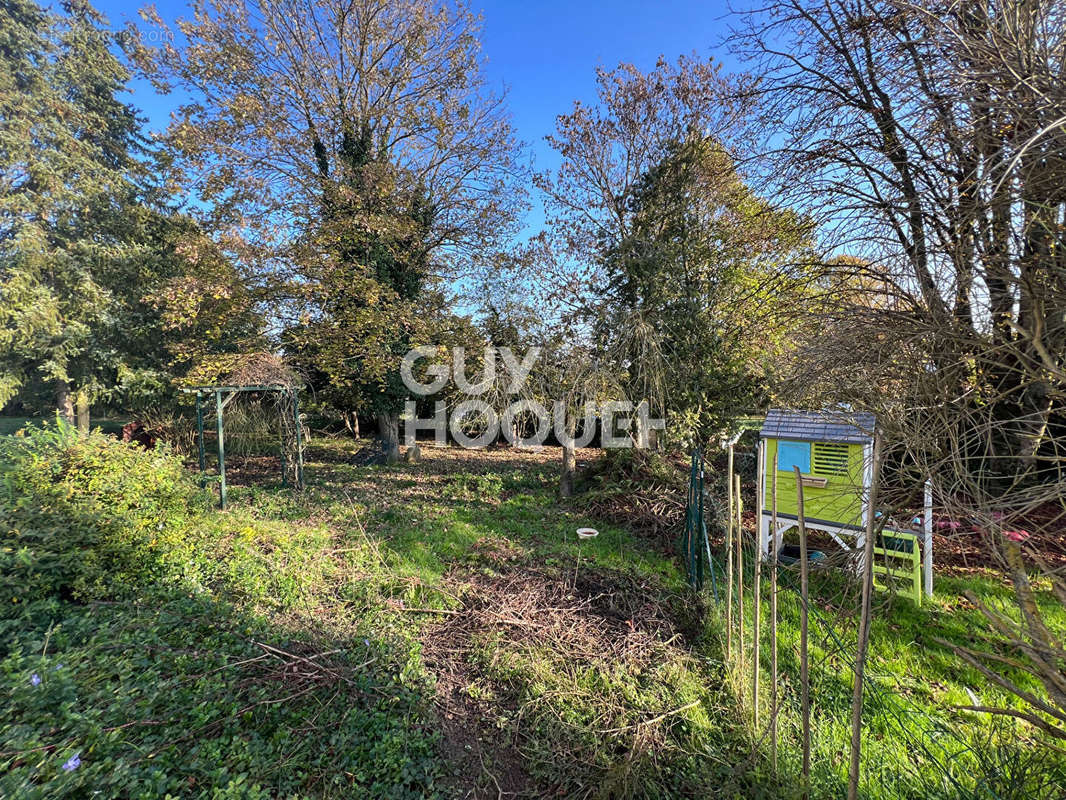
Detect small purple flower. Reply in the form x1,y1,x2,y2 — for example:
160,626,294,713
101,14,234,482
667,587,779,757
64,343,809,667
62,753,81,772
30,673,41,687
363,638,371,647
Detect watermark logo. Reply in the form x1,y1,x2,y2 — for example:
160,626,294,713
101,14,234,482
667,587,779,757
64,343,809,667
89,25,175,47
400,346,663,449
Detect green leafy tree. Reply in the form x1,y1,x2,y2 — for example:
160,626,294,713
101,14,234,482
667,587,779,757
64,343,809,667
0,0,148,420
289,122,441,459
136,0,525,458
126,208,265,406
601,136,813,443
536,58,812,446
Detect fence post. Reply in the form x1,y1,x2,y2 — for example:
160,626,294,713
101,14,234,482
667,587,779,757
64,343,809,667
279,400,289,488
685,450,703,590
794,466,810,799
848,435,881,800
696,448,706,591
195,392,206,488
292,389,304,489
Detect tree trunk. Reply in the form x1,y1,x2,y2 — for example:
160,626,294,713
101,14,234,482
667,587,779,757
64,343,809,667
344,411,360,439
634,412,649,449
559,443,576,498
1015,382,1053,468
76,390,90,433
377,412,400,464
56,380,74,425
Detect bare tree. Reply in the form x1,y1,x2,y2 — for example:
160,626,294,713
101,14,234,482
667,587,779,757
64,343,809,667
134,0,523,274
533,56,747,318
533,57,816,445
731,0,1066,742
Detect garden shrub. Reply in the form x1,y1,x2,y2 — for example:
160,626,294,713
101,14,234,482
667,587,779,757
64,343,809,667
0,424,445,798
0,423,202,610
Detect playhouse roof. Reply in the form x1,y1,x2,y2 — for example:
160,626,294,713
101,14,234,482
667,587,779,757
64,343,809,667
761,409,876,445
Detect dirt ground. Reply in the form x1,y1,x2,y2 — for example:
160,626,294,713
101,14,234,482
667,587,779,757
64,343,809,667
419,546,701,798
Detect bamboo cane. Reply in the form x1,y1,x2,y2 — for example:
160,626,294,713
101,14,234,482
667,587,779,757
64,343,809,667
848,435,882,800
770,451,779,770
726,445,734,660
794,466,810,799
753,450,763,729
736,472,744,677
216,389,227,510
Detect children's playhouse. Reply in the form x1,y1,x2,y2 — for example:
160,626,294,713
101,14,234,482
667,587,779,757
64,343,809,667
756,409,933,601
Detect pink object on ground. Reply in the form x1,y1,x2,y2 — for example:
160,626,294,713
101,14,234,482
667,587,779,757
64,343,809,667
935,519,963,530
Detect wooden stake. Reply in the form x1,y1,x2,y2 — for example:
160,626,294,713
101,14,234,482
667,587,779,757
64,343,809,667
726,445,734,660
848,435,881,800
923,479,933,598
736,472,744,676
770,450,779,770
753,450,762,730
794,466,810,800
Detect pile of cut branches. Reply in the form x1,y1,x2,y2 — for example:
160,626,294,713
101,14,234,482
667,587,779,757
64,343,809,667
418,563,729,798
574,448,688,539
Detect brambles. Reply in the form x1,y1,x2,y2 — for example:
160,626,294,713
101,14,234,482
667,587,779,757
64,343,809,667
575,449,689,538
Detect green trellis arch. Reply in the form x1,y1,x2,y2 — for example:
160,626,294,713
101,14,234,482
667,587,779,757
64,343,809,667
182,385,304,509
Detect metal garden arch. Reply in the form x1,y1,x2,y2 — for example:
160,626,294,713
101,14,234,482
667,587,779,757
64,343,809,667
184,384,304,509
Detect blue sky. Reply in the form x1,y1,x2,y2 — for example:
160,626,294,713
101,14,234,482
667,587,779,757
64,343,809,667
95,0,740,234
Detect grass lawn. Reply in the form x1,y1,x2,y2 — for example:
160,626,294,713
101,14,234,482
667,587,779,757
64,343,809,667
2,433,1063,798
727,564,1065,800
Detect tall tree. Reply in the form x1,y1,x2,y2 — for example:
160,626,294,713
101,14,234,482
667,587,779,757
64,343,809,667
536,57,810,443
0,0,147,419
534,56,746,321
135,0,525,456
730,0,1066,466
127,207,265,406
600,135,812,443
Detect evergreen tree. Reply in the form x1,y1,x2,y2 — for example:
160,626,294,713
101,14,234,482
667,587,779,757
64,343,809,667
600,136,812,442
0,0,146,419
